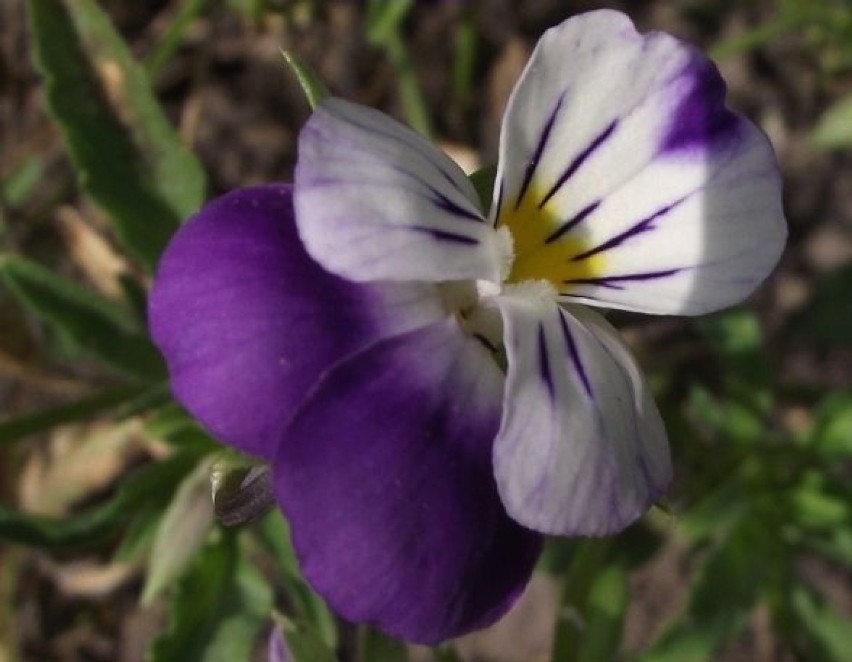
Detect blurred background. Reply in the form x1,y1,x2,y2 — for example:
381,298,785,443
2,1,852,660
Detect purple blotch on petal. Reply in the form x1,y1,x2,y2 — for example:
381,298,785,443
661,55,739,153
274,320,543,644
149,185,441,459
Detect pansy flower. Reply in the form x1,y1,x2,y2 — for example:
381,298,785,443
149,10,785,644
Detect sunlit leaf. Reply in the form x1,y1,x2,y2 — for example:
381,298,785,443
810,392,852,456
812,93,852,149
142,457,216,605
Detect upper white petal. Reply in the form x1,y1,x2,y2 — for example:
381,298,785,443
295,98,503,284
494,9,786,314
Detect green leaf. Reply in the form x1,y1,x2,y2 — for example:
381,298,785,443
360,627,407,662
694,308,772,413
576,564,629,662
791,587,852,661
812,94,852,149
787,265,852,347
0,385,145,444
644,517,770,661
810,392,852,456
275,616,337,662
27,0,206,268
365,0,414,44
254,510,337,648
0,254,165,381
468,164,497,213
148,531,273,662
145,0,208,77
141,457,216,604
0,451,200,548
281,51,329,110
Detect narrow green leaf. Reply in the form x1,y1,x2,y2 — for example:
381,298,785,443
0,254,165,381
27,0,206,268
281,51,330,110
0,385,144,444
148,531,273,662
365,0,414,45
0,451,200,548
145,0,208,77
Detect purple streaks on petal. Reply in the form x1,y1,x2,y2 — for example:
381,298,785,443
564,268,684,290
571,198,687,262
274,321,542,644
545,201,600,244
661,56,739,153
410,226,480,245
515,93,566,209
431,190,485,222
539,120,618,209
557,309,592,397
537,324,555,399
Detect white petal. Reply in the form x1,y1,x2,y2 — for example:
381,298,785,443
295,98,503,284
493,294,671,536
494,9,786,314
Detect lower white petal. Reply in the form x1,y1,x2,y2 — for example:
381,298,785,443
494,294,671,536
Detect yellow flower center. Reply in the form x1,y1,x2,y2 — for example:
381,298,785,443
497,185,604,293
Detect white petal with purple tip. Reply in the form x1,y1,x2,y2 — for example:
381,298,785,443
295,98,503,284
493,294,671,536
494,9,786,314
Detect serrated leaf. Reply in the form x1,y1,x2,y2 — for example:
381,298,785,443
141,457,216,604
0,254,165,380
27,0,206,268
0,451,199,548
147,531,272,662
812,94,852,149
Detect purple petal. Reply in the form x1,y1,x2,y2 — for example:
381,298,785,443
149,185,444,459
273,319,543,644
